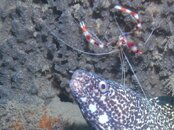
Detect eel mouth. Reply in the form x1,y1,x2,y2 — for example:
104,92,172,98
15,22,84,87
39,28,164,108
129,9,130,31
69,70,88,96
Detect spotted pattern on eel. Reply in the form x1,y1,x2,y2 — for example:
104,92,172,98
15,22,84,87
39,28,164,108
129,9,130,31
69,70,174,130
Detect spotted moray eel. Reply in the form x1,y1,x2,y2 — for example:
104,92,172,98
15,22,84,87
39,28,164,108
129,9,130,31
70,70,174,130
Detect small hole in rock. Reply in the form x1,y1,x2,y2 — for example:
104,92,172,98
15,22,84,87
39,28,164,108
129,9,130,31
32,0,48,4
61,60,68,65
47,51,53,60
53,38,60,50
58,93,72,102
58,54,63,58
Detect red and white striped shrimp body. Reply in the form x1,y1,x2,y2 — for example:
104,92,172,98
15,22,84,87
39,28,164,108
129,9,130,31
127,42,143,54
115,5,143,54
118,36,143,54
80,21,104,48
80,5,143,54
114,5,142,30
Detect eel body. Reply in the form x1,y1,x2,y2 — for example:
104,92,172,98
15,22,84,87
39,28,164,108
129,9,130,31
69,70,174,130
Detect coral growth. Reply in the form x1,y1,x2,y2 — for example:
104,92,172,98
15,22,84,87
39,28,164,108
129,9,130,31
10,120,24,130
38,110,63,130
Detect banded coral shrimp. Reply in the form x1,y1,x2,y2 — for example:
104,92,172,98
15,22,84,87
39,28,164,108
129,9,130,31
19,0,170,99
51,5,162,96
73,4,154,99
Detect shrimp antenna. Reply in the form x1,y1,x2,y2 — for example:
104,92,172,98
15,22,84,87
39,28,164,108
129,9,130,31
40,18,118,56
114,15,149,100
144,20,164,45
51,31,118,56
123,51,148,100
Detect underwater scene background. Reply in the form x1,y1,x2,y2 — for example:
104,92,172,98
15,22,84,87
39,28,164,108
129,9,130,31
0,0,173,129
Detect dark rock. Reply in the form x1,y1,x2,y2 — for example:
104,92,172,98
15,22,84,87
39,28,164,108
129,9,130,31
11,71,24,84
28,81,39,95
0,8,7,20
0,69,10,86
0,86,10,104
11,19,33,42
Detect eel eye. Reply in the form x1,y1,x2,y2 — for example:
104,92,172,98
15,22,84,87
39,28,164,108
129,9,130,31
99,81,108,93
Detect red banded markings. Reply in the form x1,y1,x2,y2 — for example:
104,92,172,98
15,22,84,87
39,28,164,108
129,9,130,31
127,42,143,54
80,21,99,46
114,5,142,30
118,36,143,54
117,36,127,46
80,21,105,48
